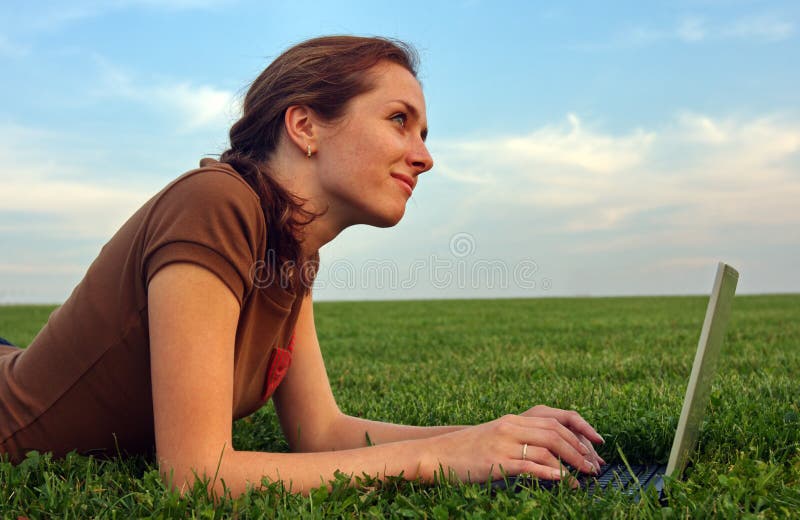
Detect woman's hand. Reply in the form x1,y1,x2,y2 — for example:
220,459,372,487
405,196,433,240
422,413,602,484
521,405,605,468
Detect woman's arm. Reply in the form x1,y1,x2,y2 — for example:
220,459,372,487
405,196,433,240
149,263,431,497
273,294,604,455
272,293,465,453
149,263,601,498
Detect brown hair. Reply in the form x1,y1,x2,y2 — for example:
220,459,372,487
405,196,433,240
220,35,419,296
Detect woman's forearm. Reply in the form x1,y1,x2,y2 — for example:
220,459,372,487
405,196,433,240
287,411,466,453
168,438,437,498
166,417,466,498
322,414,466,450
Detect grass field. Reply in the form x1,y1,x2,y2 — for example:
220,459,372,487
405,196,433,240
1,294,799,518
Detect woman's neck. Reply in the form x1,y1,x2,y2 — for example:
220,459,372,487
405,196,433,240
267,147,348,259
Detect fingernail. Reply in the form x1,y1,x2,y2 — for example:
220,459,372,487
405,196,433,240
585,459,599,474
598,433,606,444
578,443,590,455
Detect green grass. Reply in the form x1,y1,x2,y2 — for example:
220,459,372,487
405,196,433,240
2,294,799,518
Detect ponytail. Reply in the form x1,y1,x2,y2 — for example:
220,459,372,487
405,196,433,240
219,152,320,295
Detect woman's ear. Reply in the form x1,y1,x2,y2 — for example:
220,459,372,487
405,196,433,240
284,105,317,156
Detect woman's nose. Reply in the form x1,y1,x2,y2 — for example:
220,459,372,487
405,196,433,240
409,139,434,174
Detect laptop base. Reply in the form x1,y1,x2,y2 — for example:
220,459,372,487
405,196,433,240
489,463,667,502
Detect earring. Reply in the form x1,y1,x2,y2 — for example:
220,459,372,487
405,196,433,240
307,145,312,158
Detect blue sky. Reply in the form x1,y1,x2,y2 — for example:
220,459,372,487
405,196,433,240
1,0,798,303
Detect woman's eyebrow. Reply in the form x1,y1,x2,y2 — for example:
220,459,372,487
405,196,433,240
390,99,428,142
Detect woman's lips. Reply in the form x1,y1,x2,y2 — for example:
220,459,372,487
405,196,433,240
391,173,414,196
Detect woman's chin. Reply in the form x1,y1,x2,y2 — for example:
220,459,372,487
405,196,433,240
368,207,406,228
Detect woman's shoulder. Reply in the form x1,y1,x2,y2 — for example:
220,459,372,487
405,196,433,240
139,158,268,306
144,158,266,239
161,158,260,207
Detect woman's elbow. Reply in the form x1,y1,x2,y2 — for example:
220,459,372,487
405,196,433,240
288,411,347,453
157,451,232,499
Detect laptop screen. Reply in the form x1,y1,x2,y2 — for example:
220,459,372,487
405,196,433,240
665,262,739,477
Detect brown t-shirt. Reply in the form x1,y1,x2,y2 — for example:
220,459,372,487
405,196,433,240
0,159,304,463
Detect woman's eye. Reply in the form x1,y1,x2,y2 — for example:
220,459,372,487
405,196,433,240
391,113,407,127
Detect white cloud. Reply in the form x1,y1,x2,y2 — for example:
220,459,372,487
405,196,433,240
676,113,727,144
1,178,152,238
435,114,655,183
0,123,155,239
432,111,800,248
151,83,239,131
94,58,238,132
430,113,657,228
677,17,707,43
603,13,796,48
723,15,795,41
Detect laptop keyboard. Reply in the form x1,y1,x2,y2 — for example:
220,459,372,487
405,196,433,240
584,464,664,493
489,463,667,500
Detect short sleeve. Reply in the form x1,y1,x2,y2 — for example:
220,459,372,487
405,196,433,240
142,167,265,307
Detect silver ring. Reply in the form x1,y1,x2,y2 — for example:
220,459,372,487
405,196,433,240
522,443,528,460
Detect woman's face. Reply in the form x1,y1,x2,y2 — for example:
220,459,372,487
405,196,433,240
314,61,434,228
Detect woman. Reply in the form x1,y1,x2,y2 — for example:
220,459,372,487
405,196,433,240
0,36,604,497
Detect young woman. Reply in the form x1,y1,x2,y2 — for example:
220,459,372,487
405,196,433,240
0,36,604,497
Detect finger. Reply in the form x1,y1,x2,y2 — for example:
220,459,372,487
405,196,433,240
525,406,605,445
577,433,605,467
557,410,605,445
521,421,598,474
525,445,565,471
510,415,587,455
516,460,579,489
505,416,597,473
525,446,582,487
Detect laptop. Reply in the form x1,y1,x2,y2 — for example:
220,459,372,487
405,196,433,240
490,262,739,502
